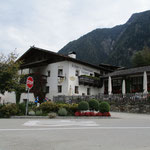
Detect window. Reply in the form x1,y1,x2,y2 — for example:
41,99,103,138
104,80,108,94
58,85,62,93
47,71,50,77
75,70,79,76
87,88,91,95
46,86,49,93
90,73,93,77
75,86,79,94
130,77,143,93
58,69,63,76
131,77,142,85
112,79,122,94
112,79,121,87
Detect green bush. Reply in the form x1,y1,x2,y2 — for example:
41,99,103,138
98,100,102,104
0,104,4,117
56,103,69,110
39,102,78,115
89,99,99,111
69,103,78,115
28,102,37,113
32,105,38,113
57,103,78,115
28,101,36,107
17,103,26,115
0,104,3,109
39,101,57,114
78,101,89,111
58,108,67,116
99,102,110,113
0,103,18,118
35,110,43,116
48,112,57,118
28,110,35,116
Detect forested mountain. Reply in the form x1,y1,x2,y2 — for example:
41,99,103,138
58,10,150,67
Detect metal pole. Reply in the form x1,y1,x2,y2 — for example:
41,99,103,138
26,88,29,115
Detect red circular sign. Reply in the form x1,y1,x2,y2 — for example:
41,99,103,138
26,76,34,89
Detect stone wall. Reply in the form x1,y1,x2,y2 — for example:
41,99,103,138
53,93,150,113
106,99,150,113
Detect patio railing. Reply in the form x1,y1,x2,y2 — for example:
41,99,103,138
53,93,149,104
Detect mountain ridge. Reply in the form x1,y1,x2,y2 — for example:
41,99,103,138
59,10,150,67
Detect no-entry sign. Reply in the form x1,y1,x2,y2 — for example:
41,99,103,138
26,76,34,89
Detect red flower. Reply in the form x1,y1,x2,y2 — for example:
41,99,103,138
75,111,81,116
89,112,95,116
75,111,111,117
85,112,90,116
102,112,111,117
81,112,85,116
108,112,111,116
96,112,102,116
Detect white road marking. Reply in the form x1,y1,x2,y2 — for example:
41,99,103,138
0,120,150,132
1,126,150,131
23,120,99,127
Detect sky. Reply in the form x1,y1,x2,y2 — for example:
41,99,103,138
0,0,150,56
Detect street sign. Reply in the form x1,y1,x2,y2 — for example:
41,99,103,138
26,76,34,115
26,76,34,89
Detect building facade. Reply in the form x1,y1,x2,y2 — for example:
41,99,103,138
1,46,115,103
1,46,150,104
103,66,150,95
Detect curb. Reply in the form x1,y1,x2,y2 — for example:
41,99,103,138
11,116,49,119
11,116,114,119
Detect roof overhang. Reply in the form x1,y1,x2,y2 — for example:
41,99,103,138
18,46,113,72
102,66,150,79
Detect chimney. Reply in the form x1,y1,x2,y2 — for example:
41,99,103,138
68,51,76,59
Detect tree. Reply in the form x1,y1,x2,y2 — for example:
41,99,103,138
0,52,25,103
132,47,150,67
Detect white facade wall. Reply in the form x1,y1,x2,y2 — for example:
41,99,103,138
68,61,101,96
46,61,70,99
2,60,104,103
20,61,70,101
20,93,35,103
29,61,102,100
0,92,16,104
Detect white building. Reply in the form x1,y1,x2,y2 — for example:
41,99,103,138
1,46,116,103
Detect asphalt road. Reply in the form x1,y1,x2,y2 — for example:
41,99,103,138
0,112,150,150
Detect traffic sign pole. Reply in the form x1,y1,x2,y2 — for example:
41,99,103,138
25,88,29,115
25,76,34,115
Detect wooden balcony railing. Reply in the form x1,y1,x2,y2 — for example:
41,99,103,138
78,75,103,88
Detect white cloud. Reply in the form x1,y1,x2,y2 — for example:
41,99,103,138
0,0,150,56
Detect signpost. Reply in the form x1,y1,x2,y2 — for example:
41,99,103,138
26,76,34,115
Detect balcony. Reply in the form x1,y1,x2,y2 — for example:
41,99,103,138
78,75,103,88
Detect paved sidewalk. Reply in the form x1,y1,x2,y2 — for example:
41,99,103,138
0,112,150,150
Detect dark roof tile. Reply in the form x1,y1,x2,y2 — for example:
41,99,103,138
103,66,150,78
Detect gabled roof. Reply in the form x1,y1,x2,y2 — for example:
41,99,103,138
103,65,150,78
18,46,113,72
